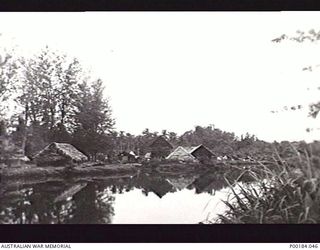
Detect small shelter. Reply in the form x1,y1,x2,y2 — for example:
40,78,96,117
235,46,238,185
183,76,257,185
118,151,138,163
166,144,213,163
144,152,152,161
149,136,173,159
32,142,88,166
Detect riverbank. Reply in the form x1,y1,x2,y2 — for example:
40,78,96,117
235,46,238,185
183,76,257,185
0,160,261,184
0,161,203,180
0,163,139,181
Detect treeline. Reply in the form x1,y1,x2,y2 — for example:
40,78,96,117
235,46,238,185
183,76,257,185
0,47,114,160
109,125,275,161
2,47,271,161
96,125,319,162
1,47,315,163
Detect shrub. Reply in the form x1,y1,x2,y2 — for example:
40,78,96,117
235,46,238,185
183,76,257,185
215,143,320,224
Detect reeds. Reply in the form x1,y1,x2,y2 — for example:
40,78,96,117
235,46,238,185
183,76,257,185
215,143,320,224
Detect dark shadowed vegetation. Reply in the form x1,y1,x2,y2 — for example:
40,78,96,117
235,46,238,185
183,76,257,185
214,142,320,223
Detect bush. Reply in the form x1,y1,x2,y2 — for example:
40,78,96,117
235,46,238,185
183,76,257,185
214,143,320,224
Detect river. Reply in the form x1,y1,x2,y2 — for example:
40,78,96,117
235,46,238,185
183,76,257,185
0,170,233,224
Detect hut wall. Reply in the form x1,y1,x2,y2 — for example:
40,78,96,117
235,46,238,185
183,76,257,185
34,150,71,166
192,146,213,160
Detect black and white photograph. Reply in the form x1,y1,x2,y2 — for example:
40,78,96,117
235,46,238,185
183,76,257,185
1,12,320,226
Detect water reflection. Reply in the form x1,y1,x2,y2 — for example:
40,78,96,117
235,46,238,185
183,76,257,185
0,170,232,224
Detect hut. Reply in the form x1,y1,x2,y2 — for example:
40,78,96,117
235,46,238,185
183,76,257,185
166,146,197,162
149,136,173,159
118,151,138,163
32,142,88,166
166,144,213,163
144,152,151,161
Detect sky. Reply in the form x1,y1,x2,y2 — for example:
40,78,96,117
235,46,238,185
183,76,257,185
1,12,320,142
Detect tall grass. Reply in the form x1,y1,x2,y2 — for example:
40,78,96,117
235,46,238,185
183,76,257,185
215,143,320,224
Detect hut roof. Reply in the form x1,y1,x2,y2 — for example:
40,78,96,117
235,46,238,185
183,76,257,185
184,146,201,154
144,152,151,158
166,146,197,161
184,144,213,155
166,144,214,161
33,142,88,162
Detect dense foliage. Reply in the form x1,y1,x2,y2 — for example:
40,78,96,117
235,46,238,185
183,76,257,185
0,47,114,160
215,142,320,224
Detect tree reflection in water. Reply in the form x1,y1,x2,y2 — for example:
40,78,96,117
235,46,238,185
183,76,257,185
68,183,115,224
0,182,116,224
0,170,231,224
0,182,75,224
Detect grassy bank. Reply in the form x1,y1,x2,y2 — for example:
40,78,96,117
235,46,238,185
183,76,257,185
214,147,320,224
0,163,139,181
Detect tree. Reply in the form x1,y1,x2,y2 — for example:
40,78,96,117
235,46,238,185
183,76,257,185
17,47,83,129
272,29,320,44
0,53,17,116
14,47,87,155
50,57,84,142
0,54,11,67
19,48,59,130
0,45,116,160
179,125,237,156
168,131,178,146
55,58,83,129
0,119,6,136
72,79,114,160
0,47,18,162
272,29,320,132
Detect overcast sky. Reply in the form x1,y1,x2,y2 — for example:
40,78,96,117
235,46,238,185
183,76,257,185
1,12,320,142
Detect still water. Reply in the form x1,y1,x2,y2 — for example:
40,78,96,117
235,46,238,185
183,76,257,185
0,171,232,224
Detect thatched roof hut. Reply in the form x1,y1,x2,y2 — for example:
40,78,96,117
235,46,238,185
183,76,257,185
166,144,214,163
118,151,138,163
33,142,88,166
166,146,197,162
149,136,173,159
